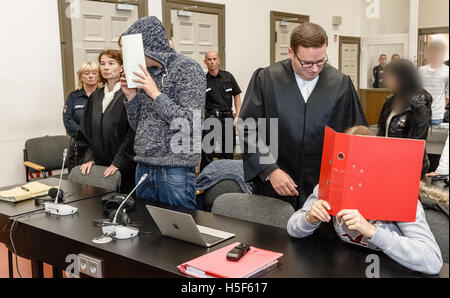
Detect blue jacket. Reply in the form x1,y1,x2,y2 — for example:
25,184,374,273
63,88,90,137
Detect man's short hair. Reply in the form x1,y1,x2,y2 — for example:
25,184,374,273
380,54,387,58
290,22,328,51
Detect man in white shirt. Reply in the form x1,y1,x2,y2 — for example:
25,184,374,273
419,41,449,126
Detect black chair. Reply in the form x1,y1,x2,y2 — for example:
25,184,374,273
23,135,71,181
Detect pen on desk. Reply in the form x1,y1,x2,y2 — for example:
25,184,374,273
21,186,30,192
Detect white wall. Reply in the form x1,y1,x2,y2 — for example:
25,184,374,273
148,0,364,98
0,0,66,187
362,0,410,36
419,0,449,28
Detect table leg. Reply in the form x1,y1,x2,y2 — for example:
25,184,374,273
31,260,44,278
8,250,13,278
53,267,63,278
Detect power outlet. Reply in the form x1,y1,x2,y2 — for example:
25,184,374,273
78,254,103,278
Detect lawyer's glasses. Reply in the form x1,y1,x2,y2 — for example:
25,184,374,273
294,53,328,69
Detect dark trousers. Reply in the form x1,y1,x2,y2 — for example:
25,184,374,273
200,114,236,172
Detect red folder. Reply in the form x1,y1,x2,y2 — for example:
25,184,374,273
178,242,283,278
318,126,424,222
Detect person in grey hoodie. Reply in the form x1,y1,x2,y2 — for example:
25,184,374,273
120,17,206,209
287,126,443,275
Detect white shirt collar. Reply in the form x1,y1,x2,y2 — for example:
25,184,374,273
102,81,121,113
294,73,319,102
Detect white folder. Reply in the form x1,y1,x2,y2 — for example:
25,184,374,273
122,33,146,89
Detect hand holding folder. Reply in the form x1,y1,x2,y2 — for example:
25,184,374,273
318,127,424,222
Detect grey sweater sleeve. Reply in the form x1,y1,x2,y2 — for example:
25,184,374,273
368,201,443,275
287,186,321,238
151,64,206,125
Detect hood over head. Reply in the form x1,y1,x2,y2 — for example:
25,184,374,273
122,16,175,70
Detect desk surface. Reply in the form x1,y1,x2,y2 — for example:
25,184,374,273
17,196,449,278
0,178,114,257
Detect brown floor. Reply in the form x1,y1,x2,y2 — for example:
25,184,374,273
0,243,55,278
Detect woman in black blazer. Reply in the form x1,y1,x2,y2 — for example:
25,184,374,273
76,50,136,193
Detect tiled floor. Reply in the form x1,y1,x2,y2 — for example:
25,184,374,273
1,243,54,278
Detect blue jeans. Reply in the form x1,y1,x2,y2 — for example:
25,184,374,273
136,163,196,209
432,119,443,126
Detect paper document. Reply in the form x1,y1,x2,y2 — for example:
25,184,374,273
0,181,53,203
122,33,146,89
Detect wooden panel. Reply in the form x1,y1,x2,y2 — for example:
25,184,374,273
359,88,391,125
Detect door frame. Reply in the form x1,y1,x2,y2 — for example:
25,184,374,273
162,0,226,68
339,36,361,91
58,0,148,100
270,11,309,65
360,34,409,89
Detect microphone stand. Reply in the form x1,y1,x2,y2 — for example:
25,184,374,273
100,174,148,240
45,149,78,216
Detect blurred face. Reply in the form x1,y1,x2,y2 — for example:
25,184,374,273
289,44,328,81
427,45,446,65
384,72,398,92
379,55,388,66
81,69,98,86
204,51,220,72
391,54,400,61
100,55,122,82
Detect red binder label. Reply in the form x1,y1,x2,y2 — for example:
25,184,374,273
318,126,424,222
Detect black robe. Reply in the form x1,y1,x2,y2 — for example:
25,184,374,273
75,88,136,193
239,59,367,209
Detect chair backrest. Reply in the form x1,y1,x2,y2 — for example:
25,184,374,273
212,193,295,229
68,165,121,192
204,179,244,208
24,135,71,170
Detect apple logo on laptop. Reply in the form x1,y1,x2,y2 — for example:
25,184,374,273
172,223,180,230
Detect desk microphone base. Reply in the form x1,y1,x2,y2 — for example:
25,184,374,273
102,225,139,240
45,202,78,216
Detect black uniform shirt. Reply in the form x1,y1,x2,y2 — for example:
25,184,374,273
63,88,91,137
205,70,241,113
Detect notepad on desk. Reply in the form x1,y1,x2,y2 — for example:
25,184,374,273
178,242,283,278
0,181,53,203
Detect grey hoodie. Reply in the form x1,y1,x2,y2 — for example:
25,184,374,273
287,185,443,275
122,17,206,167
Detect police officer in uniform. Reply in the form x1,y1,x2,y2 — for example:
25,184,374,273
373,54,388,88
200,51,242,172
63,62,99,172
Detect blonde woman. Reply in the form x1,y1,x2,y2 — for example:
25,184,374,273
63,61,100,137
64,62,100,172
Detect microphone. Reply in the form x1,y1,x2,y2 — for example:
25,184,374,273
96,173,147,242
112,173,148,224
45,149,78,216
55,149,68,204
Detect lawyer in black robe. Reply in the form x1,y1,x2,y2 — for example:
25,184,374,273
238,59,367,209
76,88,136,193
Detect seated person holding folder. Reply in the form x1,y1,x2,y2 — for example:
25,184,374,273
287,126,443,275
